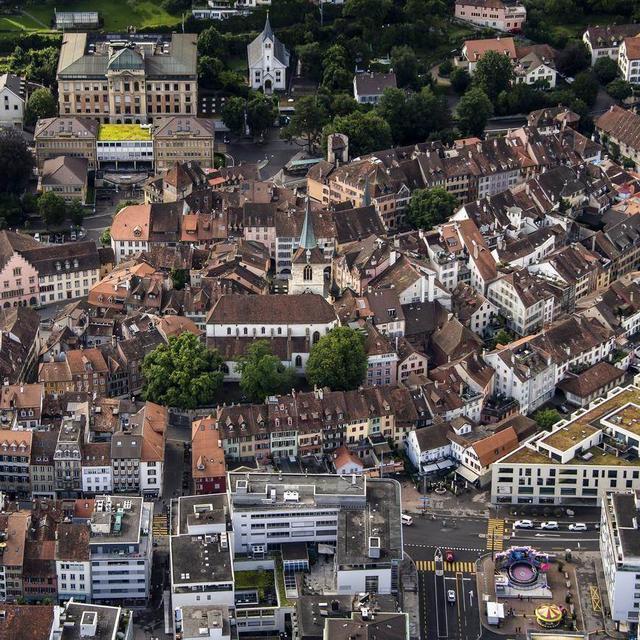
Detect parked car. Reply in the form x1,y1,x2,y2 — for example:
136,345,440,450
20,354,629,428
401,514,413,526
514,519,534,529
445,550,455,562
539,521,559,530
447,589,456,605
559,404,570,414
568,523,587,531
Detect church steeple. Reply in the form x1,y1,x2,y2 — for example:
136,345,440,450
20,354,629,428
262,11,274,40
298,198,317,261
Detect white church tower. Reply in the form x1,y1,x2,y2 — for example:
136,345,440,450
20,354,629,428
289,199,328,297
247,14,290,93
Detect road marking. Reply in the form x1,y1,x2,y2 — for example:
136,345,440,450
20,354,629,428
417,560,476,574
486,518,504,550
406,544,484,552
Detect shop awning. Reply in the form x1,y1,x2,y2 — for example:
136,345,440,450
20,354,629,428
456,465,480,483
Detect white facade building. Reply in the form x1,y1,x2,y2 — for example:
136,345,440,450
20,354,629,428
0,74,26,129
247,16,289,93
491,381,640,506
600,490,640,624
89,496,153,605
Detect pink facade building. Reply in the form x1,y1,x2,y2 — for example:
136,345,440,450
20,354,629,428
0,237,40,308
455,0,526,33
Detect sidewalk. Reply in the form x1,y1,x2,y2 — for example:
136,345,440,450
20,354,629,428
401,480,492,518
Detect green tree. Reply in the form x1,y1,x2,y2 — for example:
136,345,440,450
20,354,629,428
24,87,56,126
38,192,66,228
0,127,34,195
534,408,562,431
607,79,633,101
406,187,456,230
67,199,84,226
0,193,24,229
555,41,590,77
473,50,514,101
493,329,513,346
571,71,599,107
330,93,359,117
237,340,295,402
198,56,225,90
450,67,471,95
306,327,367,391
344,0,391,40
323,110,392,156
100,227,111,246
222,96,246,137
197,25,223,58
297,41,324,83
321,45,352,93
283,95,329,151
170,268,188,290
593,56,618,84
142,333,224,410
456,87,493,136
391,45,420,88
246,93,278,138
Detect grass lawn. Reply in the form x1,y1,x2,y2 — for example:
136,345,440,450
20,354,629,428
4,0,182,33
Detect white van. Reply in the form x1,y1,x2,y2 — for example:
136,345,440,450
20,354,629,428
401,514,413,526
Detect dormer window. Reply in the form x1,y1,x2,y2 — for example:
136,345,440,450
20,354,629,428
73,258,79,268
56,262,61,271
65,261,70,269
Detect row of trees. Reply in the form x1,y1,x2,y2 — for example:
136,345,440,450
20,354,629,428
221,93,279,139
142,327,368,409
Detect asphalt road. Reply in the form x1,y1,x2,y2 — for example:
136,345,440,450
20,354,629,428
226,128,302,179
404,512,600,640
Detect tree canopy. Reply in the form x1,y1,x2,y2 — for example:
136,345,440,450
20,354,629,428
473,51,514,101
25,87,56,126
306,327,367,391
38,192,66,228
323,111,392,157
534,408,562,431
406,187,457,230
222,96,246,136
237,340,296,402
456,87,493,136
0,127,34,195
593,56,618,84
282,95,329,151
142,333,225,410
246,93,278,138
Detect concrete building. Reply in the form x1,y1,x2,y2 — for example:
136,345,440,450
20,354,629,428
454,0,526,32
56,32,198,124
40,156,89,203
353,72,397,105
618,37,640,84
153,116,215,172
49,600,134,640
88,495,153,605
491,381,640,506
0,73,27,129
34,117,99,171
96,123,153,170
583,24,640,65
227,472,403,595
600,490,640,624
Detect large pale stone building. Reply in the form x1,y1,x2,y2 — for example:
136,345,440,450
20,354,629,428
56,32,198,124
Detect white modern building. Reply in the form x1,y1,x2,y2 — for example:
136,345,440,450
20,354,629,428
89,495,153,606
227,472,403,595
600,490,640,625
96,124,154,170
0,73,27,129
491,381,640,506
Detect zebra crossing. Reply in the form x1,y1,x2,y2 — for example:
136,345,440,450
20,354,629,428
152,514,169,537
486,518,505,550
416,560,476,574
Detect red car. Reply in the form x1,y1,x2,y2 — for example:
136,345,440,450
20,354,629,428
445,550,455,563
